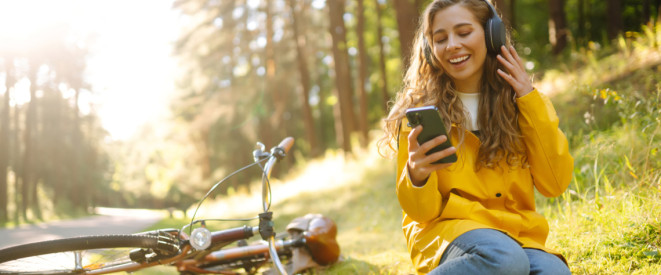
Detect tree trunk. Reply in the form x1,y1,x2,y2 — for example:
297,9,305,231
287,0,319,156
265,0,279,147
493,0,512,28
548,0,568,54
510,0,516,29
70,88,82,211
643,0,650,24
374,0,390,113
50,90,64,207
606,0,623,40
12,90,21,224
658,0,661,23
356,0,369,148
577,0,585,47
21,65,37,221
393,0,423,71
328,0,356,153
0,58,13,224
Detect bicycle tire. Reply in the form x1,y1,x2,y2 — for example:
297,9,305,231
0,234,170,274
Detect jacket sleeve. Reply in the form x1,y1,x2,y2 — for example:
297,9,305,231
395,119,443,224
517,89,574,197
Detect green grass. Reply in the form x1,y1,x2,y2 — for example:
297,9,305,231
542,189,661,274
140,146,412,274
136,27,661,275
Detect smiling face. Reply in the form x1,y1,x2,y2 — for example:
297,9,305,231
430,4,487,93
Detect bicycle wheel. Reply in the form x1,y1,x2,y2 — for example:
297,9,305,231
0,234,175,274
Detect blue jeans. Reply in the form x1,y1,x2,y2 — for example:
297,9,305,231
428,229,571,275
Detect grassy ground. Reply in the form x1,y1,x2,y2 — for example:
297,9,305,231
141,144,412,274
139,28,661,275
142,131,660,274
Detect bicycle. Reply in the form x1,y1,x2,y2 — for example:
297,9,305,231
0,137,340,274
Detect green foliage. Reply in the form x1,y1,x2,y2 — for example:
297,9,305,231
536,25,661,274
542,189,661,274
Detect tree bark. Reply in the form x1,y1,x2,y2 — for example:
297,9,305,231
548,0,568,54
658,0,661,23
493,0,512,28
393,0,423,71
606,0,623,39
374,0,390,113
287,0,319,156
577,0,585,47
356,0,369,148
70,88,82,211
509,0,516,29
254,0,275,149
22,65,37,221
265,0,280,146
643,0,651,24
328,0,356,153
12,88,21,224
0,58,13,224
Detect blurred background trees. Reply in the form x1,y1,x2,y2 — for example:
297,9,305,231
1,0,660,224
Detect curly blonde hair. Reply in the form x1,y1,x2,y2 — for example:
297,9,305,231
377,0,527,169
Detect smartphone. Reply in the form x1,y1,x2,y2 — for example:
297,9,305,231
405,106,457,164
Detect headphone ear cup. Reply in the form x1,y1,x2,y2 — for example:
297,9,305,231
483,0,507,54
423,37,439,71
485,16,506,53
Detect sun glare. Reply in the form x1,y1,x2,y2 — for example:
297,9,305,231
1,0,181,140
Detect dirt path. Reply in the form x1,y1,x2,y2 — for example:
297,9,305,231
0,207,167,249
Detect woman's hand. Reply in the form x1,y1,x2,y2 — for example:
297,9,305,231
407,126,457,186
496,45,533,98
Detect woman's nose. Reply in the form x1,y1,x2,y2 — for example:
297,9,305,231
446,35,461,50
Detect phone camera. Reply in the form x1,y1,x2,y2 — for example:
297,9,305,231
407,113,421,127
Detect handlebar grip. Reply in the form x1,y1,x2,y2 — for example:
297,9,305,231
277,137,295,154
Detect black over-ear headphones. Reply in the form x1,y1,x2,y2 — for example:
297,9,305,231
423,0,506,71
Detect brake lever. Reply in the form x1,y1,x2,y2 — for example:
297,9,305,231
253,142,270,161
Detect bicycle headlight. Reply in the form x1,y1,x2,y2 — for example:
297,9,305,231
190,227,212,250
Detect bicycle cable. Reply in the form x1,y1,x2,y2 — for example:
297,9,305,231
186,157,270,236
256,161,273,211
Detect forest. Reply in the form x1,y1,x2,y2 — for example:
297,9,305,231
0,0,660,228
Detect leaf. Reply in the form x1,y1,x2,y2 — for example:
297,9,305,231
643,250,659,258
624,155,638,179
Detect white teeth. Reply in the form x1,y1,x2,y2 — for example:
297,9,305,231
450,55,469,64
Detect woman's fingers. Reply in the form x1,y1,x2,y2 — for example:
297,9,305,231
424,145,457,164
508,45,526,70
497,45,533,97
419,135,448,153
407,126,422,152
498,46,523,75
409,135,453,166
407,131,454,184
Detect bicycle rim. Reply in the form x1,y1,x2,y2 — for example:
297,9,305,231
0,235,163,274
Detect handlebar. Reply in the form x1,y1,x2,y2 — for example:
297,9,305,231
260,137,294,275
277,137,295,154
261,137,294,212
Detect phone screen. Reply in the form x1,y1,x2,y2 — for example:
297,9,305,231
405,106,457,164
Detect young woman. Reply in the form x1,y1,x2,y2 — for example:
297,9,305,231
378,0,574,274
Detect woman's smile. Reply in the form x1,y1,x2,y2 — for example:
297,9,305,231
448,54,471,66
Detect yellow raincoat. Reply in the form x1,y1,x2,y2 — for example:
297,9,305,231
396,90,574,274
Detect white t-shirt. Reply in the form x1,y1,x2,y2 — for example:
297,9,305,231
456,91,479,131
